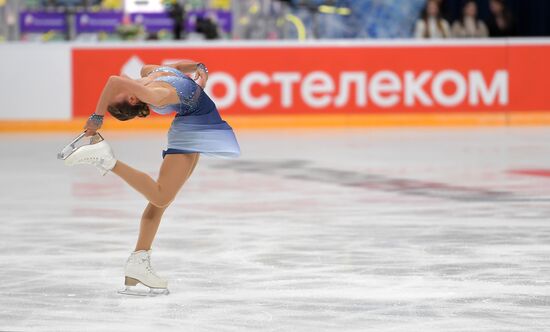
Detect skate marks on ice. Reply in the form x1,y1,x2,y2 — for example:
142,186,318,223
209,159,550,203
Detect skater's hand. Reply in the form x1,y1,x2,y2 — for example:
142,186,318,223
84,114,103,136
84,121,98,136
84,127,97,137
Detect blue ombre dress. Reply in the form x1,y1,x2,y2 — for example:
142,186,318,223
147,66,240,159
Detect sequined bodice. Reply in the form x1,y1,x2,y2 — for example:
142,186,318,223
148,66,216,116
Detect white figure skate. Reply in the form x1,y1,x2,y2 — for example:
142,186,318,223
59,132,116,176
118,250,170,296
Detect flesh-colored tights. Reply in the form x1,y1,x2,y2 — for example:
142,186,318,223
112,153,199,251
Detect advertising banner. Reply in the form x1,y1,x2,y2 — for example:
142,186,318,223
130,12,173,32
128,10,232,33
20,12,66,33
72,43,550,118
75,12,123,34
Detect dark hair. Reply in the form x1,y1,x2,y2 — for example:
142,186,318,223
420,0,447,38
490,0,511,15
108,101,150,121
461,0,477,11
460,0,479,23
421,0,442,21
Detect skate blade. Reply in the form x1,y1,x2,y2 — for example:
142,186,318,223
57,131,104,160
117,285,170,297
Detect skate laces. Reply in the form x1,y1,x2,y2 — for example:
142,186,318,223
140,255,158,276
78,154,105,164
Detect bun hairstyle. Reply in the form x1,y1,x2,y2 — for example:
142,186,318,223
108,100,150,121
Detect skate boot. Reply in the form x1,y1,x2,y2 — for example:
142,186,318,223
64,140,117,176
118,250,169,296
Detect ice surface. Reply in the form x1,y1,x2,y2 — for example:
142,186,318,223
0,128,549,331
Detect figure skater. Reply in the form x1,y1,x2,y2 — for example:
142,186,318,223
64,60,240,295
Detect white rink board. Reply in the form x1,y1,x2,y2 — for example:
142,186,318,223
0,128,549,331
0,44,71,120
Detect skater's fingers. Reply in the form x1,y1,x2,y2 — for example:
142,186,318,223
84,129,96,137
84,119,100,137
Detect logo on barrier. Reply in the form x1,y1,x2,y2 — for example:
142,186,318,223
204,69,509,110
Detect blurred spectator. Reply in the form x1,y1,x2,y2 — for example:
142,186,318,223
414,0,451,39
167,0,185,40
434,0,451,22
487,0,515,37
452,0,488,38
196,16,220,40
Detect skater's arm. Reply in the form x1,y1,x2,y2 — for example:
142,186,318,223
168,60,208,88
140,65,159,77
142,60,208,88
94,76,177,116
177,61,209,88
194,66,208,89
167,59,201,75
141,61,200,77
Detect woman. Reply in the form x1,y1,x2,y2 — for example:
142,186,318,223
65,60,240,295
452,0,489,38
414,0,451,39
487,0,515,37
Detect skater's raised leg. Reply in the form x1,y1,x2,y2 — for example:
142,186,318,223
112,153,199,208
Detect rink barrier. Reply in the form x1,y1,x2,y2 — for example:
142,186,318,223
1,40,550,129
3,112,550,132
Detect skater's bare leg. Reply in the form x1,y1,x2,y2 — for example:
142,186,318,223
112,153,199,208
130,154,199,251
134,203,168,251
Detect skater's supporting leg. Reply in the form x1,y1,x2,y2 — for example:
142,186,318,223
134,155,199,251
135,203,168,251
112,153,199,208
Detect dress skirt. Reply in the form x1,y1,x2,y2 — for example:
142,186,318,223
163,111,241,159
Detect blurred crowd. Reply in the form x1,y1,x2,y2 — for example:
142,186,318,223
414,0,515,39
0,0,547,42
